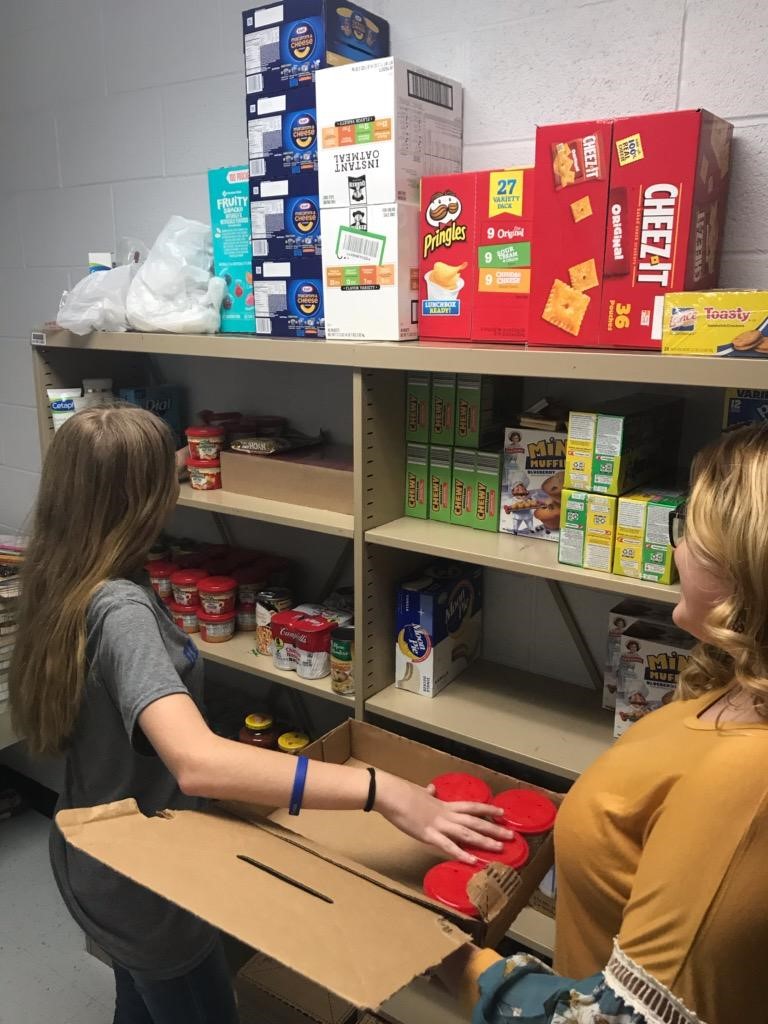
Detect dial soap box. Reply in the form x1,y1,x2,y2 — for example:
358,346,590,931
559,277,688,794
208,166,255,333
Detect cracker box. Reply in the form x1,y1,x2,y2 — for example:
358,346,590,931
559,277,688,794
450,448,476,527
500,411,567,543
613,621,696,737
242,2,389,99
404,443,428,519
602,110,733,351
251,274,324,337
564,395,682,496
207,166,255,333
419,171,475,339
428,445,452,523
250,194,322,260
316,57,463,210
722,388,768,431
321,202,419,340
247,90,320,188
662,290,768,358
613,488,684,585
558,489,617,573
395,562,482,697
604,598,673,710
430,372,456,445
473,450,502,532
405,371,430,443
528,119,614,348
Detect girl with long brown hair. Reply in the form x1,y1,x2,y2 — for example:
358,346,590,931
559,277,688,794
10,405,510,1024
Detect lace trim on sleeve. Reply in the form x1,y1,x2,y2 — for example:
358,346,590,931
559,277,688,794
605,939,707,1024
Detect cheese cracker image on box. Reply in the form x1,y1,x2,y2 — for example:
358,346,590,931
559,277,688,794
662,290,768,357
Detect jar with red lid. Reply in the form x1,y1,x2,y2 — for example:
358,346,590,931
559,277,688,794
145,560,175,602
461,833,530,869
169,601,199,634
238,712,278,748
236,603,257,632
187,459,222,490
491,788,558,855
423,862,481,918
170,568,208,607
185,425,226,461
198,576,237,615
233,565,268,605
197,609,236,643
431,772,492,805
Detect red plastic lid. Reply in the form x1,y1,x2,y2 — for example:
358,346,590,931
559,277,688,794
170,568,208,586
168,601,198,616
431,772,492,805
197,609,236,624
233,565,268,585
491,789,558,834
175,552,209,569
423,861,481,917
186,425,225,438
187,458,221,468
198,575,237,594
462,833,530,869
145,560,175,578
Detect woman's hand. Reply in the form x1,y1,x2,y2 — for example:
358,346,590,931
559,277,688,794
375,772,513,864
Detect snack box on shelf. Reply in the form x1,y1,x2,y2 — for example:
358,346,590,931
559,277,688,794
208,166,255,333
662,290,768,358
613,621,695,737
612,488,684,586
558,489,617,574
251,266,325,338
430,372,457,446
500,406,568,543
247,89,320,186
220,445,352,514
250,194,322,261
722,388,768,431
604,598,674,710
404,443,428,519
405,371,430,444
428,445,452,523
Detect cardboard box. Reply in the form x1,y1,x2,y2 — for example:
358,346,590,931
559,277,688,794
613,488,684,585
455,374,497,449
247,89,320,185
251,274,325,337
722,388,768,430
500,412,567,542
316,57,463,209
604,598,673,710
430,372,456,445
419,171,475,339
602,109,733,351
250,194,322,260
57,720,559,1011
614,621,696,737
237,954,356,1024
450,448,476,527
405,371,430,443
474,451,501,532
220,446,352,514
528,119,613,348
564,395,681,496
528,865,556,919
662,289,768,358
118,386,184,446
321,202,419,340
242,1,389,99
558,489,617,573
404,443,428,519
208,166,256,333
428,445,452,523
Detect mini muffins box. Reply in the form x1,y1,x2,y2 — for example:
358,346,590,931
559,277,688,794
558,489,617,573
208,166,256,333
250,194,322,260
662,290,768,358
601,110,733,351
613,621,695,737
405,371,430,443
395,562,482,697
612,488,684,586
404,443,428,519
428,445,452,523
500,410,567,543
722,388,768,430
604,598,673,710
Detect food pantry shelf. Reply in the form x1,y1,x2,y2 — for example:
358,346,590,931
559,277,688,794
177,483,354,538
366,661,613,780
508,907,556,959
195,631,354,707
367,517,680,604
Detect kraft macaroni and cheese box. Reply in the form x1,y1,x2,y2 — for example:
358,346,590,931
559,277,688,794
405,371,430,443
450,448,476,527
428,445,452,523
404,443,428,519
430,373,456,445
208,167,255,333
558,489,617,573
613,621,695,737
473,450,502,532
395,562,483,697
118,387,184,446
604,598,674,710
613,488,684,585
601,110,733,351
316,57,463,209
500,417,567,543
662,290,768,357
251,275,324,337
247,90,320,186
242,2,389,98
722,388,768,430
250,194,322,260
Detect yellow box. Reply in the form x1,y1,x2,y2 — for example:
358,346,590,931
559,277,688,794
662,290,768,357
558,489,617,573
612,489,684,585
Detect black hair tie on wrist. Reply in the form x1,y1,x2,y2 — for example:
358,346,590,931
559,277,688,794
363,766,377,812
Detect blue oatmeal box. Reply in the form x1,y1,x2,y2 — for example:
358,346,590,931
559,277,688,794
251,194,322,260
208,166,256,334
118,387,184,446
247,90,319,183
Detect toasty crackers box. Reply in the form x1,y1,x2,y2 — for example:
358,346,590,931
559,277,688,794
601,109,733,351
662,290,768,357
528,119,613,348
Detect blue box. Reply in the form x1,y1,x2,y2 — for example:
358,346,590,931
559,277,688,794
208,166,256,334
251,194,322,259
242,1,389,98
250,169,319,201
722,388,768,431
118,387,184,445
247,90,319,186
252,272,325,338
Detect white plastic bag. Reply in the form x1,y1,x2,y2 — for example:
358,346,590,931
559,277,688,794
57,264,133,335
126,216,226,334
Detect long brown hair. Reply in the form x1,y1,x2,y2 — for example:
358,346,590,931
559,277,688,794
678,424,768,710
10,405,178,754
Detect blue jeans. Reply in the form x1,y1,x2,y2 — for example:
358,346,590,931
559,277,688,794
112,940,239,1024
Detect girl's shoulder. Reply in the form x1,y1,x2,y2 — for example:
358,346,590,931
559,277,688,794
87,577,156,624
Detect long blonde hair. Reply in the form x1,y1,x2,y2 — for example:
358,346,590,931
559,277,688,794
678,424,768,710
10,406,178,754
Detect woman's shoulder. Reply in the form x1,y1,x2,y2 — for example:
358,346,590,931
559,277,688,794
87,578,156,624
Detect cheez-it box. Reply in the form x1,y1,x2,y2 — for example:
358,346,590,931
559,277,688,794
528,120,613,348
601,109,733,350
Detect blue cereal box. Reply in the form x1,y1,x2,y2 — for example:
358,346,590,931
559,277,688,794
251,194,322,259
118,387,184,445
395,562,482,697
208,166,255,333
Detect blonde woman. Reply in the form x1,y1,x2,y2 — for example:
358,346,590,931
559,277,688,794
440,423,768,1024
10,406,509,1024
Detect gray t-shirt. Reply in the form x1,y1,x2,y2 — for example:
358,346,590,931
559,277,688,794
50,578,217,979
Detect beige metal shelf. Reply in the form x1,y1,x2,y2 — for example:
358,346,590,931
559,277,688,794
366,660,613,780
40,329,768,387
195,631,354,707
0,704,18,751
508,906,556,958
177,483,354,538
367,517,679,604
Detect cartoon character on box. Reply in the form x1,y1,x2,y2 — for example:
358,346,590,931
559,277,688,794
503,472,539,535
616,639,644,697
534,471,564,534
618,683,652,724
606,616,628,682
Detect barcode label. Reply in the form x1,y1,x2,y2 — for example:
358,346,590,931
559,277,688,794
251,239,268,257
246,73,264,94
407,70,454,110
255,317,272,334
335,227,385,264
249,157,266,178
30,331,46,346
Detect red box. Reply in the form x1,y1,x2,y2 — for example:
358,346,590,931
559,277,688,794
528,120,614,348
600,109,733,350
418,169,533,343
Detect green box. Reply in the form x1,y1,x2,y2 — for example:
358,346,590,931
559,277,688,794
450,448,476,526
558,489,618,573
613,489,684,585
428,445,452,523
430,373,457,445
455,374,495,448
473,450,502,531
404,444,429,518
405,372,431,444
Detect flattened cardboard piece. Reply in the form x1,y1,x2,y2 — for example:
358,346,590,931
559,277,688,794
56,799,467,1010
238,953,356,1024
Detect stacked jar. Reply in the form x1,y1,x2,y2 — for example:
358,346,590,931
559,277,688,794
186,425,225,491
196,575,237,643
167,568,207,635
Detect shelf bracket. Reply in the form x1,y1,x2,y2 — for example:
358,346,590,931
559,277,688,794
545,579,602,692
211,512,236,548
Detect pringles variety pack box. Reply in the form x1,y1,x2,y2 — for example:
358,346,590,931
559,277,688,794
208,166,255,333
662,289,768,357
419,168,534,343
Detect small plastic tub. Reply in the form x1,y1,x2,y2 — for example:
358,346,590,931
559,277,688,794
145,560,176,602
197,609,236,644
461,833,530,869
278,731,310,755
431,772,492,805
491,789,558,835
187,459,222,490
169,601,199,635
423,861,481,918
198,576,237,615
186,425,226,461
170,568,208,607
236,603,257,632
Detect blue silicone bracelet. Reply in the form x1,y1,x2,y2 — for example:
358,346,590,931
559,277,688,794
289,755,309,816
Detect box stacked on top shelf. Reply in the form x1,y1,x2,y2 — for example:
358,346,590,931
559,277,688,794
242,1,389,338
